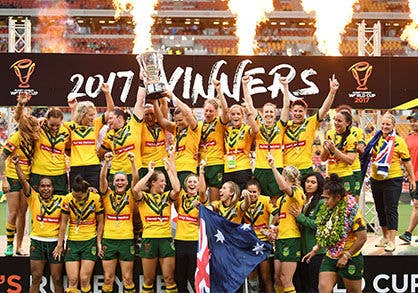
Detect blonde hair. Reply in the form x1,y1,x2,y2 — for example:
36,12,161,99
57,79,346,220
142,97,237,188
204,99,220,110
229,104,244,116
74,101,96,125
282,166,301,187
18,115,39,164
382,112,396,125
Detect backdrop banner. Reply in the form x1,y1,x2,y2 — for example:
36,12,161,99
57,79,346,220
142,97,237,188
1,53,416,109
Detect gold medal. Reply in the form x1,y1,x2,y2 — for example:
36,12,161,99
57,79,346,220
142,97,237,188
75,225,80,234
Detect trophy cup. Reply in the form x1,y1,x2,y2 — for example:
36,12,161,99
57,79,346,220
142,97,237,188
136,51,166,100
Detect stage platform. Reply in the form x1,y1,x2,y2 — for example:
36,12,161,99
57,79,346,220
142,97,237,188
0,235,417,292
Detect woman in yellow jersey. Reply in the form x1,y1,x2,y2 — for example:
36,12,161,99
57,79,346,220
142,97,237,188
364,113,416,252
132,151,181,293
99,152,138,293
53,175,104,293
303,174,367,293
1,93,40,256
267,154,304,293
321,111,357,194
99,107,142,185
198,79,229,201
336,105,366,199
210,181,243,223
153,91,201,190
242,75,289,201
240,179,279,293
283,75,339,177
31,107,70,195
223,78,259,190
135,85,169,190
174,162,207,292
14,156,64,293
66,83,114,190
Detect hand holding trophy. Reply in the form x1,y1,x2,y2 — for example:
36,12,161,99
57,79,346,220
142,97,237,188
136,50,166,100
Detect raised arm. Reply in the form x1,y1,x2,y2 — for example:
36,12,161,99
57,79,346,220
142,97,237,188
133,162,155,200
101,83,115,121
99,152,113,195
166,91,198,130
279,77,290,123
133,85,146,120
14,92,31,122
152,99,175,133
198,161,207,203
13,155,30,196
240,189,252,212
213,79,229,124
241,76,258,117
128,152,139,189
165,147,181,200
242,102,259,136
267,153,292,196
318,74,339,120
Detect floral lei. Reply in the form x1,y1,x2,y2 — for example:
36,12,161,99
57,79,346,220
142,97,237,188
315,195,358,258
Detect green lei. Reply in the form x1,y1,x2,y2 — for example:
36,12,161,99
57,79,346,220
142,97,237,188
315,197,347,248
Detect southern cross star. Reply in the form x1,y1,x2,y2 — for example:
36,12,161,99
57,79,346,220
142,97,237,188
252,242,265,255
214,230,225,243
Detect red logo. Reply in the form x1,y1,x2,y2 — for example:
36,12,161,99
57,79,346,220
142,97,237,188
10,59,35,89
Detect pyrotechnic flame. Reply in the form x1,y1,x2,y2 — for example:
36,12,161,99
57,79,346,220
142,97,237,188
401,0,418,49
301,0,358,56
228,0,273,55
112,0,158,54
37,0,72,53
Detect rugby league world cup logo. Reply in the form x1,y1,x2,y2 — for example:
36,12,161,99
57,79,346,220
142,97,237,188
348,61,373,90
9,58,38,96
10,58,35,88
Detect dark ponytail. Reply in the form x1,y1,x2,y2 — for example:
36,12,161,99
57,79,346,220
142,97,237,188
323,173,345,198
71,175,90,193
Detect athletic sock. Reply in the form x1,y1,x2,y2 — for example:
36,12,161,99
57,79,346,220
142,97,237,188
283,286,296,293
142,283,154,293
102,283,113,293
165,284,178,293
123,283,135,293
6,223,16,246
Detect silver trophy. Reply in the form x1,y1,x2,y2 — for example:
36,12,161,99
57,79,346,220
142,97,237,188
136,51,166,100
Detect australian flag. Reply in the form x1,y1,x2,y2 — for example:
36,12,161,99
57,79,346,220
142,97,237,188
195,205,272,293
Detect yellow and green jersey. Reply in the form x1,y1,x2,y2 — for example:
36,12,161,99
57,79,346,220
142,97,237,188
141,121,167,168
350,126,365,171
276,186,304,239
174,190,200,241
61,191,104,241
102,188,135,240
224,124,253,173
210,200,243,224
175,124,202,173
4,131,33,179
283,113,321,170
101,116,142,175
27,189,62,239
255,120,285,169
65,115,104,167
32,125,70,176
137,191,173,238
199,117,226,166
242,195,279,241
325,129,356,177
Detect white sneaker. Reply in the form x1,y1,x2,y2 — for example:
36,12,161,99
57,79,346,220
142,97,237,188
384,241,395,252
375,237,389,247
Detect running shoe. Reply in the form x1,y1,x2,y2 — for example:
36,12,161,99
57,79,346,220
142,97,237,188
399,231,412,244
375,237,389,247
4,244,13,256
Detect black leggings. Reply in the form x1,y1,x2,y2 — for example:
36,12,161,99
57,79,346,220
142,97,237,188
175,240,197,293
370,177,403,230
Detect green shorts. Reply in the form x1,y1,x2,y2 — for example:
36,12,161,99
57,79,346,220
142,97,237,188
340,175,355,195
7,177,23,192
30,173,68,196
65,237,97,262
102,238,135,261
253,168,284,197
274,238,301,262
352,171,363,197
139,167,171,191
320,254,364,280
139,238,175,259
203,165,223,188
30,238,62,264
